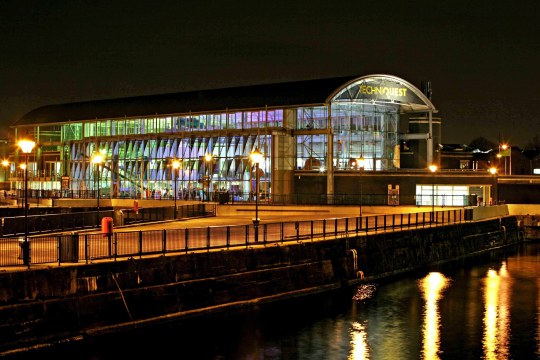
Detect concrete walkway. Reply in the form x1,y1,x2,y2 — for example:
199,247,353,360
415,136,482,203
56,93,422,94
80,204,454,233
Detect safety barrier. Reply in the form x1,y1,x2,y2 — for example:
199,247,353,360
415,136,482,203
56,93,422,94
0,209,466,267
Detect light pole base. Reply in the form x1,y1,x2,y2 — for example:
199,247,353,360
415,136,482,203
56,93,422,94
252,218,260,243
20,239,30,266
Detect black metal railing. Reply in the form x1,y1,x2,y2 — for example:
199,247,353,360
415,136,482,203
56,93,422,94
0,204,215,237
4,190,494,208
0,208,466,267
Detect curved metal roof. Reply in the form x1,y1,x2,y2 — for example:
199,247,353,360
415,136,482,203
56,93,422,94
13,74,436,127
329,74,436,112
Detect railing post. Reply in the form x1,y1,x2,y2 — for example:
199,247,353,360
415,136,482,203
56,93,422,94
57,235,62,266
113,232,117,261
334,219,338,238
246,225,249,247
311,221,314,241
185,228,189,253
226,226,230,249
107,232,112,258
263,224,267,245
323,219,326,239
206,226,211,251
363,215,366,233
375,216,378,232
84,234,89,264
295,221,300,241
139,230,143,258
162,229,167,255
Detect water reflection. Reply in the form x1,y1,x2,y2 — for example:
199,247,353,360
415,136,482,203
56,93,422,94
420,272,450,360
349,321,369,360
483,262,511,360
349,283,376,359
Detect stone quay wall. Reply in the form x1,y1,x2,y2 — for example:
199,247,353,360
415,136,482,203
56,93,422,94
0,215,523,354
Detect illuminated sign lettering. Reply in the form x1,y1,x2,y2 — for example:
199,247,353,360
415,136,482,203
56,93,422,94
359,85,408,97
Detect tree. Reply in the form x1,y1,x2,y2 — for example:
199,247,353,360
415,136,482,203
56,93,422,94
522,149,540,174
468,137,497,152
524,135,540,151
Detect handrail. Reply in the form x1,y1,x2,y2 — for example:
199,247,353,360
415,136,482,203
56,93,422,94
0,208,469,267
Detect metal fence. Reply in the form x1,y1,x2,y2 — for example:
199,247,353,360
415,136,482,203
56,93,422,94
0,209,466,267
7,189,487,207
121,203,215,224
0,210,115,236
0,203,215,237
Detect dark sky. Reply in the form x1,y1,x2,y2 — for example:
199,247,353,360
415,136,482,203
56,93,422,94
1,0,539,148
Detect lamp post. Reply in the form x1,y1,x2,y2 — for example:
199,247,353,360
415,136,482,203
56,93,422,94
2,160,9,196
356,156,365,218
249,147,264,243
172,159,180,219
500,143,510,175
489,167,497,205
19,163,25,209
429,164,437,223
91,151,105,226
18,139,36,267
204,153,213,202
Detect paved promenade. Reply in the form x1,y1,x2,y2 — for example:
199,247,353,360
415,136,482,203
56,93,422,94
80,204,439,233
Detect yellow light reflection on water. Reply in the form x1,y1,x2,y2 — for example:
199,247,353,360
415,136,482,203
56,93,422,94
483,262,511,360
349,321,369,360
420,272,450,360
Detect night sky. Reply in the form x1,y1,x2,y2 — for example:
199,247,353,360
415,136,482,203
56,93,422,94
1,1,539,148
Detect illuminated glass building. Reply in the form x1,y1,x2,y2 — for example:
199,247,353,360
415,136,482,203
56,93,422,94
14,74,482,205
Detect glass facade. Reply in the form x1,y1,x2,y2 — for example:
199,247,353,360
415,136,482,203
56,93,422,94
64,97,401,199
64,113,276,200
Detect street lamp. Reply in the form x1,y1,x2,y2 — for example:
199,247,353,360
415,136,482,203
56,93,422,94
356,156,365,218
18,139,35,267
489,167,497,205
204,153,213,202
249,147,264,242
499,143,511,175
429,164,437,223
2,160,9,195
172,159,180,219
91,151,105,226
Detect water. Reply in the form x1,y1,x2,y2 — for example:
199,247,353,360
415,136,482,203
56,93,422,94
6,242,539,359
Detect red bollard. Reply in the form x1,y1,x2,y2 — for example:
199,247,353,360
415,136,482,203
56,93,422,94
101,217,113,237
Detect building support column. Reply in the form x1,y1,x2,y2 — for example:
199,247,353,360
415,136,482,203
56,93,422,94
326,106,334,204
427,110,433,165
